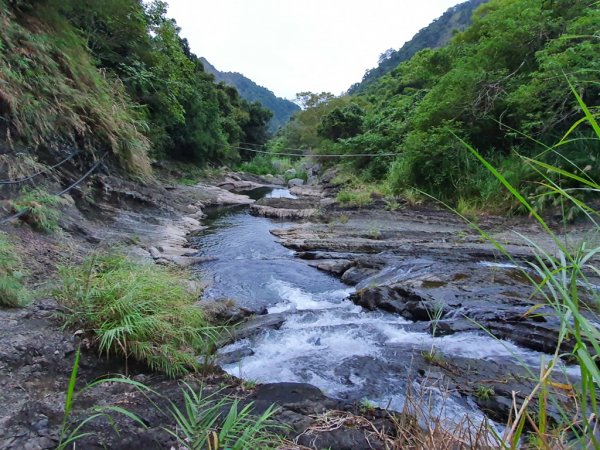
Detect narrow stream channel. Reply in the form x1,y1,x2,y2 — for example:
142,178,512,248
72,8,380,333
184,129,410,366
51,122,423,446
190,187,567,430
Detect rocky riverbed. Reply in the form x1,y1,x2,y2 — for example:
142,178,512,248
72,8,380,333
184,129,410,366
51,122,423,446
209,181,597,434
0,169,596,449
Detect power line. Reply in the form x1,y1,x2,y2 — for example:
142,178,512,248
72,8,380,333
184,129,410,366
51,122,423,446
0,151,81,184
233,145,398,158
0,153,106,225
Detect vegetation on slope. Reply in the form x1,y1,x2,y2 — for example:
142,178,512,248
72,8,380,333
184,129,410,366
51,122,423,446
349,0,488,94
0,0,273,175
200,57,300,133
270,0,599,212
0,231,29,307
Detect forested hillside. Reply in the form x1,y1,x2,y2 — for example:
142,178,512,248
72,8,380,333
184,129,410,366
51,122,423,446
272,0,599,212
348,0,488,94
0,0,272,175
200,58,300,133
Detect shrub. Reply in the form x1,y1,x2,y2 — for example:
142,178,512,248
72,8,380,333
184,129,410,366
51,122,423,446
0,232,29,307
54,252,219,377
11,188,60,232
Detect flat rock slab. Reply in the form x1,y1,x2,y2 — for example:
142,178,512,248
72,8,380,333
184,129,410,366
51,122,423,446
250,205,317,220
307,258,354,275
193,183,255,206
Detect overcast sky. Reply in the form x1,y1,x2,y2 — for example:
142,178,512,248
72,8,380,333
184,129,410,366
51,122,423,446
166,0,460,100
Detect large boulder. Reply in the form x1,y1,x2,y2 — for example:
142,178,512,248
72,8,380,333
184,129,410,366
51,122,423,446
287,178,305,188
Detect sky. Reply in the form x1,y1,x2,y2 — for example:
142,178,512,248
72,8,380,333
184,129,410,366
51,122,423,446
166,0,460,100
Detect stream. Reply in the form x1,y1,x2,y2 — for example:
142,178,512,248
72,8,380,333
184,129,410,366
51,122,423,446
191,187,570,431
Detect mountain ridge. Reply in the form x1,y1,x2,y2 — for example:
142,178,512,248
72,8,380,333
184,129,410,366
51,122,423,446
200,57,300,133
348,0,488,94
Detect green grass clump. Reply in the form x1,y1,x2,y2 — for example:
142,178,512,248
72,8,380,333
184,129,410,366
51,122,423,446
11,188,60,232
168,383,285,450
336,189,373,207
0,232,29,307
54,252,219,377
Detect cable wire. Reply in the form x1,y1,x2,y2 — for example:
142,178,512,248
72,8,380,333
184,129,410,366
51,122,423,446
0,153,106,225
0,151,81,184
233,145,398,158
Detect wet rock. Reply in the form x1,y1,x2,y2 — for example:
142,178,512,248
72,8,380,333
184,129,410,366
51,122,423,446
297,428,385,450
251,383,338,416
217,178,264,192
341,266,379,285
307,259,354,275
250,196,320,220
201,298,254,324
250,205,317,220
350,285,436,321
290,185,326,198
228,313,287,343
434,318,478,336
216,347,254,365
288,178,305,188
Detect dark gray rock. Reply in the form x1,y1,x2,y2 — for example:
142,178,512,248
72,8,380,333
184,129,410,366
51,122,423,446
288,178,305,188
229,313,287,342
307,259,354,275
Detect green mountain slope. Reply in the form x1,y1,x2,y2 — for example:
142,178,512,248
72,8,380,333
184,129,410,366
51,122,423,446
0,0,273,175
348,0,488,94
200,58,300,133
271,0,598,210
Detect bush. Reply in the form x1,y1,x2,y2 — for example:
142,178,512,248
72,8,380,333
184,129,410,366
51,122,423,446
54,252,219,377
0,232,29,307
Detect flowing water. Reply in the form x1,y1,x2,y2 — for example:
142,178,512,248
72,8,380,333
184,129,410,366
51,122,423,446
191,188,567,429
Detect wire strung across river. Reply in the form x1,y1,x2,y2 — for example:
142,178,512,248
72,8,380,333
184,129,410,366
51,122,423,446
0,152,107,225
228,144,398,158
0,150,81,184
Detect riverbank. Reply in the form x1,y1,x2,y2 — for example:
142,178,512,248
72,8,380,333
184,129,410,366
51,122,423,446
0,170,413,449
0,168,596,449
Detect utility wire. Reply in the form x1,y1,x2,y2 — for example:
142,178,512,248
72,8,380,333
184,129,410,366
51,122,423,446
0,152,106,225
0,150,81,184
232,145,398,158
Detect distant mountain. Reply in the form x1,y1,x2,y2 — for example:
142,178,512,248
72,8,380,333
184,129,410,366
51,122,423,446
200,58,300,133
348,0,488,94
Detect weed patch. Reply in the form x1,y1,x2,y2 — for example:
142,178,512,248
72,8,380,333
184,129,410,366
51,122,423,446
11,188,60,232
0,232,29,307
336,189,373,207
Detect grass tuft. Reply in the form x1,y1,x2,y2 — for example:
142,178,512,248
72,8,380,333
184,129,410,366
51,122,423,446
11,187,60,232
53,252,220,377
167,382,285,449
0,232,29,307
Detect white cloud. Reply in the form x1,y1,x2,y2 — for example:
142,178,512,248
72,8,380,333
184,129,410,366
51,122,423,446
166,0,460,99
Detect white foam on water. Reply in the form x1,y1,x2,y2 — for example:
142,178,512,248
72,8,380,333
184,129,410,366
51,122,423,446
222,323,382,395
267,278,353,313
479,261,521,269
283,309,410,330
380,325,580,377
